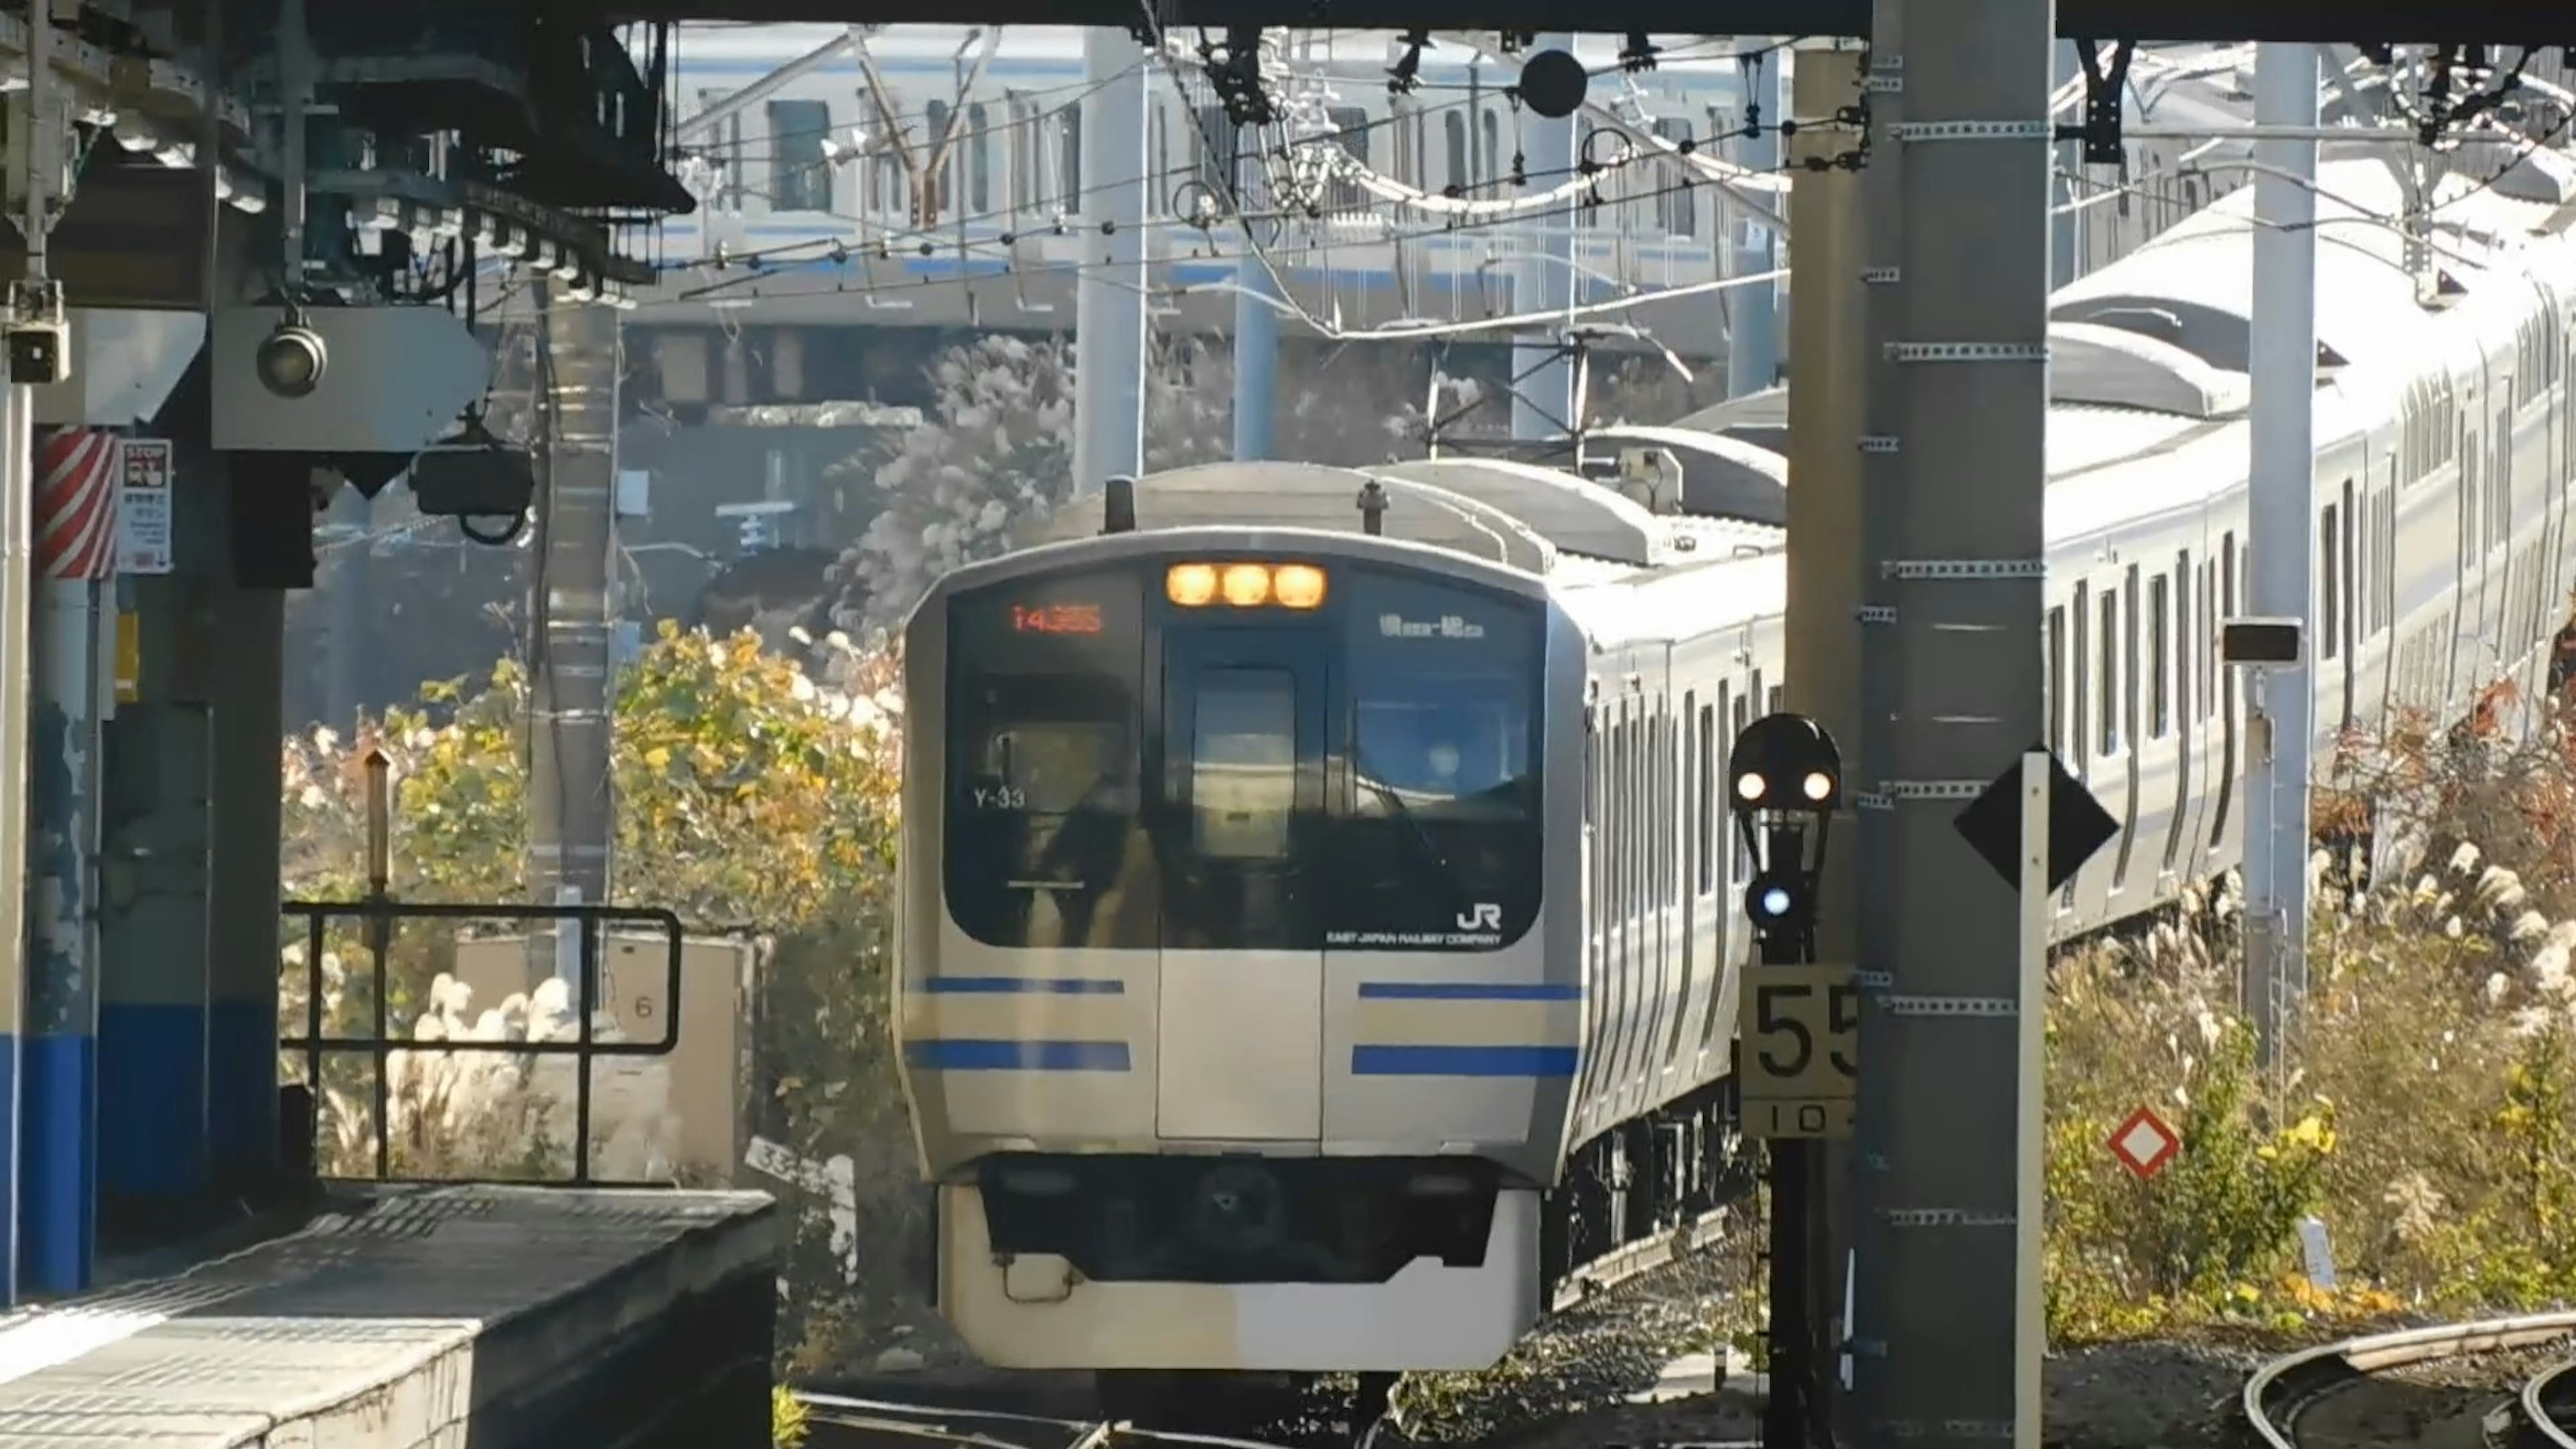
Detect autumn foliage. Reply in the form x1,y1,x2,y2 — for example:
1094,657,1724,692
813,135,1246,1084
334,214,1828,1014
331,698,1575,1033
280,622,913,1371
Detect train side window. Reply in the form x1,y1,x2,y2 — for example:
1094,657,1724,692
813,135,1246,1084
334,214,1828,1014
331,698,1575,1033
2174,549,2192,722
2098,584,2121,757
1444,113,1468,193
766,99,834,213
2149,574,2171,737
2047,606,2067,755
1729,689,1750,883
1681,695,1697,897
2320,502,2341,661
1697,700,1716,894
2072,580,2090,766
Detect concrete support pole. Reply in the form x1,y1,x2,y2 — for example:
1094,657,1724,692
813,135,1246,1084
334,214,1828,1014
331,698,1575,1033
1510,34,1578,445
2244,44,2319,1076
1072,25,1147,490
1728,46,1784,400
1230,267,1280,462
1849,1,1908,1425
529,284,619,997
1231,145,1279,462
0,384,30,1303
1856,1,2055,1445
1782,41,1868,1432
205,572,283,1195
25,426,116,1294
97,442,214,1215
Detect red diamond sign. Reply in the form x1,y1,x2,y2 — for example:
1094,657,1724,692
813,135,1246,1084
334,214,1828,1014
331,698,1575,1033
2108,1106,2181,1181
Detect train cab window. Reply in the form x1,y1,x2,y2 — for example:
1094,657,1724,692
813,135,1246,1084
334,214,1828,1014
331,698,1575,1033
2098,586,2121,757
1188,670,1296,860
1330,572,1544,951
943,572,1152,950
2149,576,2170,737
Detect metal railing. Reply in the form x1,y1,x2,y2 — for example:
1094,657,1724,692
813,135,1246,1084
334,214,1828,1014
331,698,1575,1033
278,896,687,1187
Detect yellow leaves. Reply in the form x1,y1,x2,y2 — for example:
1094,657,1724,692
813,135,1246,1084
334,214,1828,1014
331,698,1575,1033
642,745,672,772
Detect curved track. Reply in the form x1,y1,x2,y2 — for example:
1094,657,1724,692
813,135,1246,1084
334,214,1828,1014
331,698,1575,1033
798,1392,1291,1449
2520,1355,2576,1448
2243,1314,2576,1449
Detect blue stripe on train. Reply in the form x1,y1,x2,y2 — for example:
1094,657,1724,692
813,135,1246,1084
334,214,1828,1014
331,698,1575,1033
922,976,1125,995
905,1039,1133,1071
1357,982,1580,1001
1350,1045,1580,1077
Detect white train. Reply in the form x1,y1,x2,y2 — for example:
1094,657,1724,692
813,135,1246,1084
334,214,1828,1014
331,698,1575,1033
891,148,2576,1421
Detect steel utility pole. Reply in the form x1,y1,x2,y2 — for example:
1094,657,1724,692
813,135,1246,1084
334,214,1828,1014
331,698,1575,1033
1727,44,1784,400
529,282,617,995
1510,33,1578,444
1781,38,1868,1433
2243,42,2320,1077
1856,1,2055,1446
1072,25,1148,491
1232,129,1279,461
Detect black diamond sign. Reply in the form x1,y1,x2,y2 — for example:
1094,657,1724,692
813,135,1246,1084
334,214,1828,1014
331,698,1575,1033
1952,745,2120,894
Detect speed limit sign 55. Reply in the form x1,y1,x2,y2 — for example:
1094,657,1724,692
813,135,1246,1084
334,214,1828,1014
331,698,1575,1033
1737,963,1858,1140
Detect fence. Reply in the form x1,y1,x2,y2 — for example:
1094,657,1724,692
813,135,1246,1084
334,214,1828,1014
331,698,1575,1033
278,897,687,1187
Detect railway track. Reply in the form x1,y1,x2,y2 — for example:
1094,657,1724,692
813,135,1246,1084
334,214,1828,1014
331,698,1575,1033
2243,1313,2576,1449
2520,1354,2576,1448
798,1392,1290,1449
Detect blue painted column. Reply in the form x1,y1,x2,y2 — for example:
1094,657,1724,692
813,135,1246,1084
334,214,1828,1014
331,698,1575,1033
1230,148,1278,462
205,557,282,1195
96,435,214,1215
23,427,117,1294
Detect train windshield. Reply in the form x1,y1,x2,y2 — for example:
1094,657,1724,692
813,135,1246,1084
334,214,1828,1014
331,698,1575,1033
942,559,1544,953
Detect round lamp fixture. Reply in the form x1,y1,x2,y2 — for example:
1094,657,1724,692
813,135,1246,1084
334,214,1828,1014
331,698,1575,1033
256,311,327,399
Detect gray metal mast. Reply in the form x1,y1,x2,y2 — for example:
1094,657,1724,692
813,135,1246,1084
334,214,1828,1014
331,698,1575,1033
1510,34,1578,444
2243,43,2320,1073
1856,0,2056,1444
1781,38,1869,1427
529,282,619,990
1072,25,1149,491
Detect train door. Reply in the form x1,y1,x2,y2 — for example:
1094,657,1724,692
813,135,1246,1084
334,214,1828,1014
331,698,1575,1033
1155,628,1329,1141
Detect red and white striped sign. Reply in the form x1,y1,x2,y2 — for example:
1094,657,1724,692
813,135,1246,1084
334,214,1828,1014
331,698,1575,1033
34,427,119,582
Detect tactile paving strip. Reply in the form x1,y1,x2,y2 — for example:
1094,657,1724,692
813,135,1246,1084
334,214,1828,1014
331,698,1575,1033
0,1185,770,1447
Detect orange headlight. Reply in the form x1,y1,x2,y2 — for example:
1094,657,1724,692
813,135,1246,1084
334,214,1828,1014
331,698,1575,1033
1166,563,1218,606
1220,564,1272,607
1273,564,1328,609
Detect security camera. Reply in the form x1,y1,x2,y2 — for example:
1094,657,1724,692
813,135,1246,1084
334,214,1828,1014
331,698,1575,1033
255,308,327,398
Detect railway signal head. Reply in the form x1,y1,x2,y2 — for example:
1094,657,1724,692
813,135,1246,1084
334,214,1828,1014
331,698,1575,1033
1729,712,1842,818
1746,869,1809,932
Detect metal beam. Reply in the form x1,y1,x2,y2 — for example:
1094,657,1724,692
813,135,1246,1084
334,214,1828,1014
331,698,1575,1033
600,1,2563,46
1856,1,2054,1446
2243,43,2319,1080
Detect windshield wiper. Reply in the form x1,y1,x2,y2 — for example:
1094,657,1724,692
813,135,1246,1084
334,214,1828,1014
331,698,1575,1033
1348,743,1466,904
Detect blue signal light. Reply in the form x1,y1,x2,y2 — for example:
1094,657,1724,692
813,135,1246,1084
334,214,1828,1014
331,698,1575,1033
1760,886,1792,919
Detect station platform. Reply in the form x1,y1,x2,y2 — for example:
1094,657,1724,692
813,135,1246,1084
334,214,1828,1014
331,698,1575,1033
0,1183,777,1448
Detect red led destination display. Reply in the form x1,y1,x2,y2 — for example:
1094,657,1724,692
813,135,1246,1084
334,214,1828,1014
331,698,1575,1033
1010,602,1105,635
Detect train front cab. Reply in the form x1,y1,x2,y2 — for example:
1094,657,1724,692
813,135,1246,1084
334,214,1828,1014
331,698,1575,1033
898,533,1587,1372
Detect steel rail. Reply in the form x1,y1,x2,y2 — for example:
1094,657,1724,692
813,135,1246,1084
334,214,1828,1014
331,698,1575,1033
2243,1312,2576,1448
797,1391,1292,1449
2522,1355,2576,1449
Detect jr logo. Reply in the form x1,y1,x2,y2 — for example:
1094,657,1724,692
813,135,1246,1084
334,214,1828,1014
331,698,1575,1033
1456,902,1502,930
